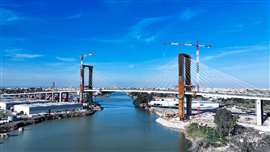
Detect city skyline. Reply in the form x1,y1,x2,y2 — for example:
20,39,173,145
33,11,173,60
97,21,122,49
0,0,269,88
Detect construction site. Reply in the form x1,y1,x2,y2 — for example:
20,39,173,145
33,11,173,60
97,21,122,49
1,48,270,151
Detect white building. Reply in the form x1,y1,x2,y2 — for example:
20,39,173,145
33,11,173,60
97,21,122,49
149,97,219,110
13,102,83,115
0,100,49,110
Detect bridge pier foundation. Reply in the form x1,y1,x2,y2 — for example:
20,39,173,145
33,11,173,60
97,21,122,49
256,99,263,126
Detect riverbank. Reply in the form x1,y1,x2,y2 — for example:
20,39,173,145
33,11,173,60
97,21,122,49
129,93,270,151
0,104,103,141
151,107,270,152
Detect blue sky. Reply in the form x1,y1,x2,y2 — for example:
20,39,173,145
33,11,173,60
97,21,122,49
0,0,269,88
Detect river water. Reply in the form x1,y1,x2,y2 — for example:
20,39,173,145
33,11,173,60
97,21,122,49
0,93,190,152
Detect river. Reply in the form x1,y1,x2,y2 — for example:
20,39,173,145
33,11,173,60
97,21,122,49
0,93,190,152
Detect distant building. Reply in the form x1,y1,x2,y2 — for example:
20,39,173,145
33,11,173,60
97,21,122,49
0,100,49,110
149,97,219,110
14,102,83,115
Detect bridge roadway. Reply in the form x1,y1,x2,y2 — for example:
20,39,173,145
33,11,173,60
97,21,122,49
2,88,270,126
3,89,270,101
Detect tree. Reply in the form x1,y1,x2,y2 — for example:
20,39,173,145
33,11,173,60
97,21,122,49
132,93,153,108
0,111,7,119
214,108,238,137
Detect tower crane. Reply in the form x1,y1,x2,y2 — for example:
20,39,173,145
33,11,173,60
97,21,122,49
168,41,211,92
80,53,94,65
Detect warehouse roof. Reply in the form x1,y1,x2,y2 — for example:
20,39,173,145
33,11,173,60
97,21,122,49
14,102,82,108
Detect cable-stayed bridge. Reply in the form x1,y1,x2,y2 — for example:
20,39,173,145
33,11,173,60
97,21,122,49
3,88,270,100
2,53,270,126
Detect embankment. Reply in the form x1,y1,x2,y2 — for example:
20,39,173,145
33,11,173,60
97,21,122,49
153,108,270,152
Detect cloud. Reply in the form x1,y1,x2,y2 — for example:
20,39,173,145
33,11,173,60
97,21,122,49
13,53,42,59
0,8,23,25
4,48,43,60
93,9,202,44
179,9,201,21
65,13,82,20
153,58,177,71
129,16,169,41
3,48,21,53
91,37,124,43
203,49,247,61
56,57,76,62
128,64,135,69
221,63,266,71
128,9,202,41
92,16,169,44
202,44,268,61
221,20,264,33
144,36,156,42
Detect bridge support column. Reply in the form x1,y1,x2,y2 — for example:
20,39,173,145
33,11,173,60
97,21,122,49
88,66,93,103
59,92,62,102
51,93,54,101
178,80,185,120
65,92,69,102
256,99,263,126
178,53,192,120
45,93,47,100
80,64,85,103
185,55,192,119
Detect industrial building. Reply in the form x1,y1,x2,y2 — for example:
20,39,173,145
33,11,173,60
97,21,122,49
0,100,49,110
13,102,83,115
149,97,219,110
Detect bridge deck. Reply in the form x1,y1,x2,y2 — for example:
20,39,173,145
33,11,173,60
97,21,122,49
1,88,270,126
2,89,270,101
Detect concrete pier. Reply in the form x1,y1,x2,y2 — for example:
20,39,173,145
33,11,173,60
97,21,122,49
58,92,63,102
256,99,263,126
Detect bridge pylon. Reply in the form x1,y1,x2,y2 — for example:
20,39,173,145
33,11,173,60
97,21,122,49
80,64,93,103
178,53,192,120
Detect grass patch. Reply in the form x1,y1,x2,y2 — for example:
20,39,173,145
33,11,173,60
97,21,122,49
0,111,7,119
187,123,226,145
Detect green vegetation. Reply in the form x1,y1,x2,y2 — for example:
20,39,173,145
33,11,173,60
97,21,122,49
131,93,153,108
214,108,238,137
187,123,225,145
0,111,7,119
187,109,238,146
